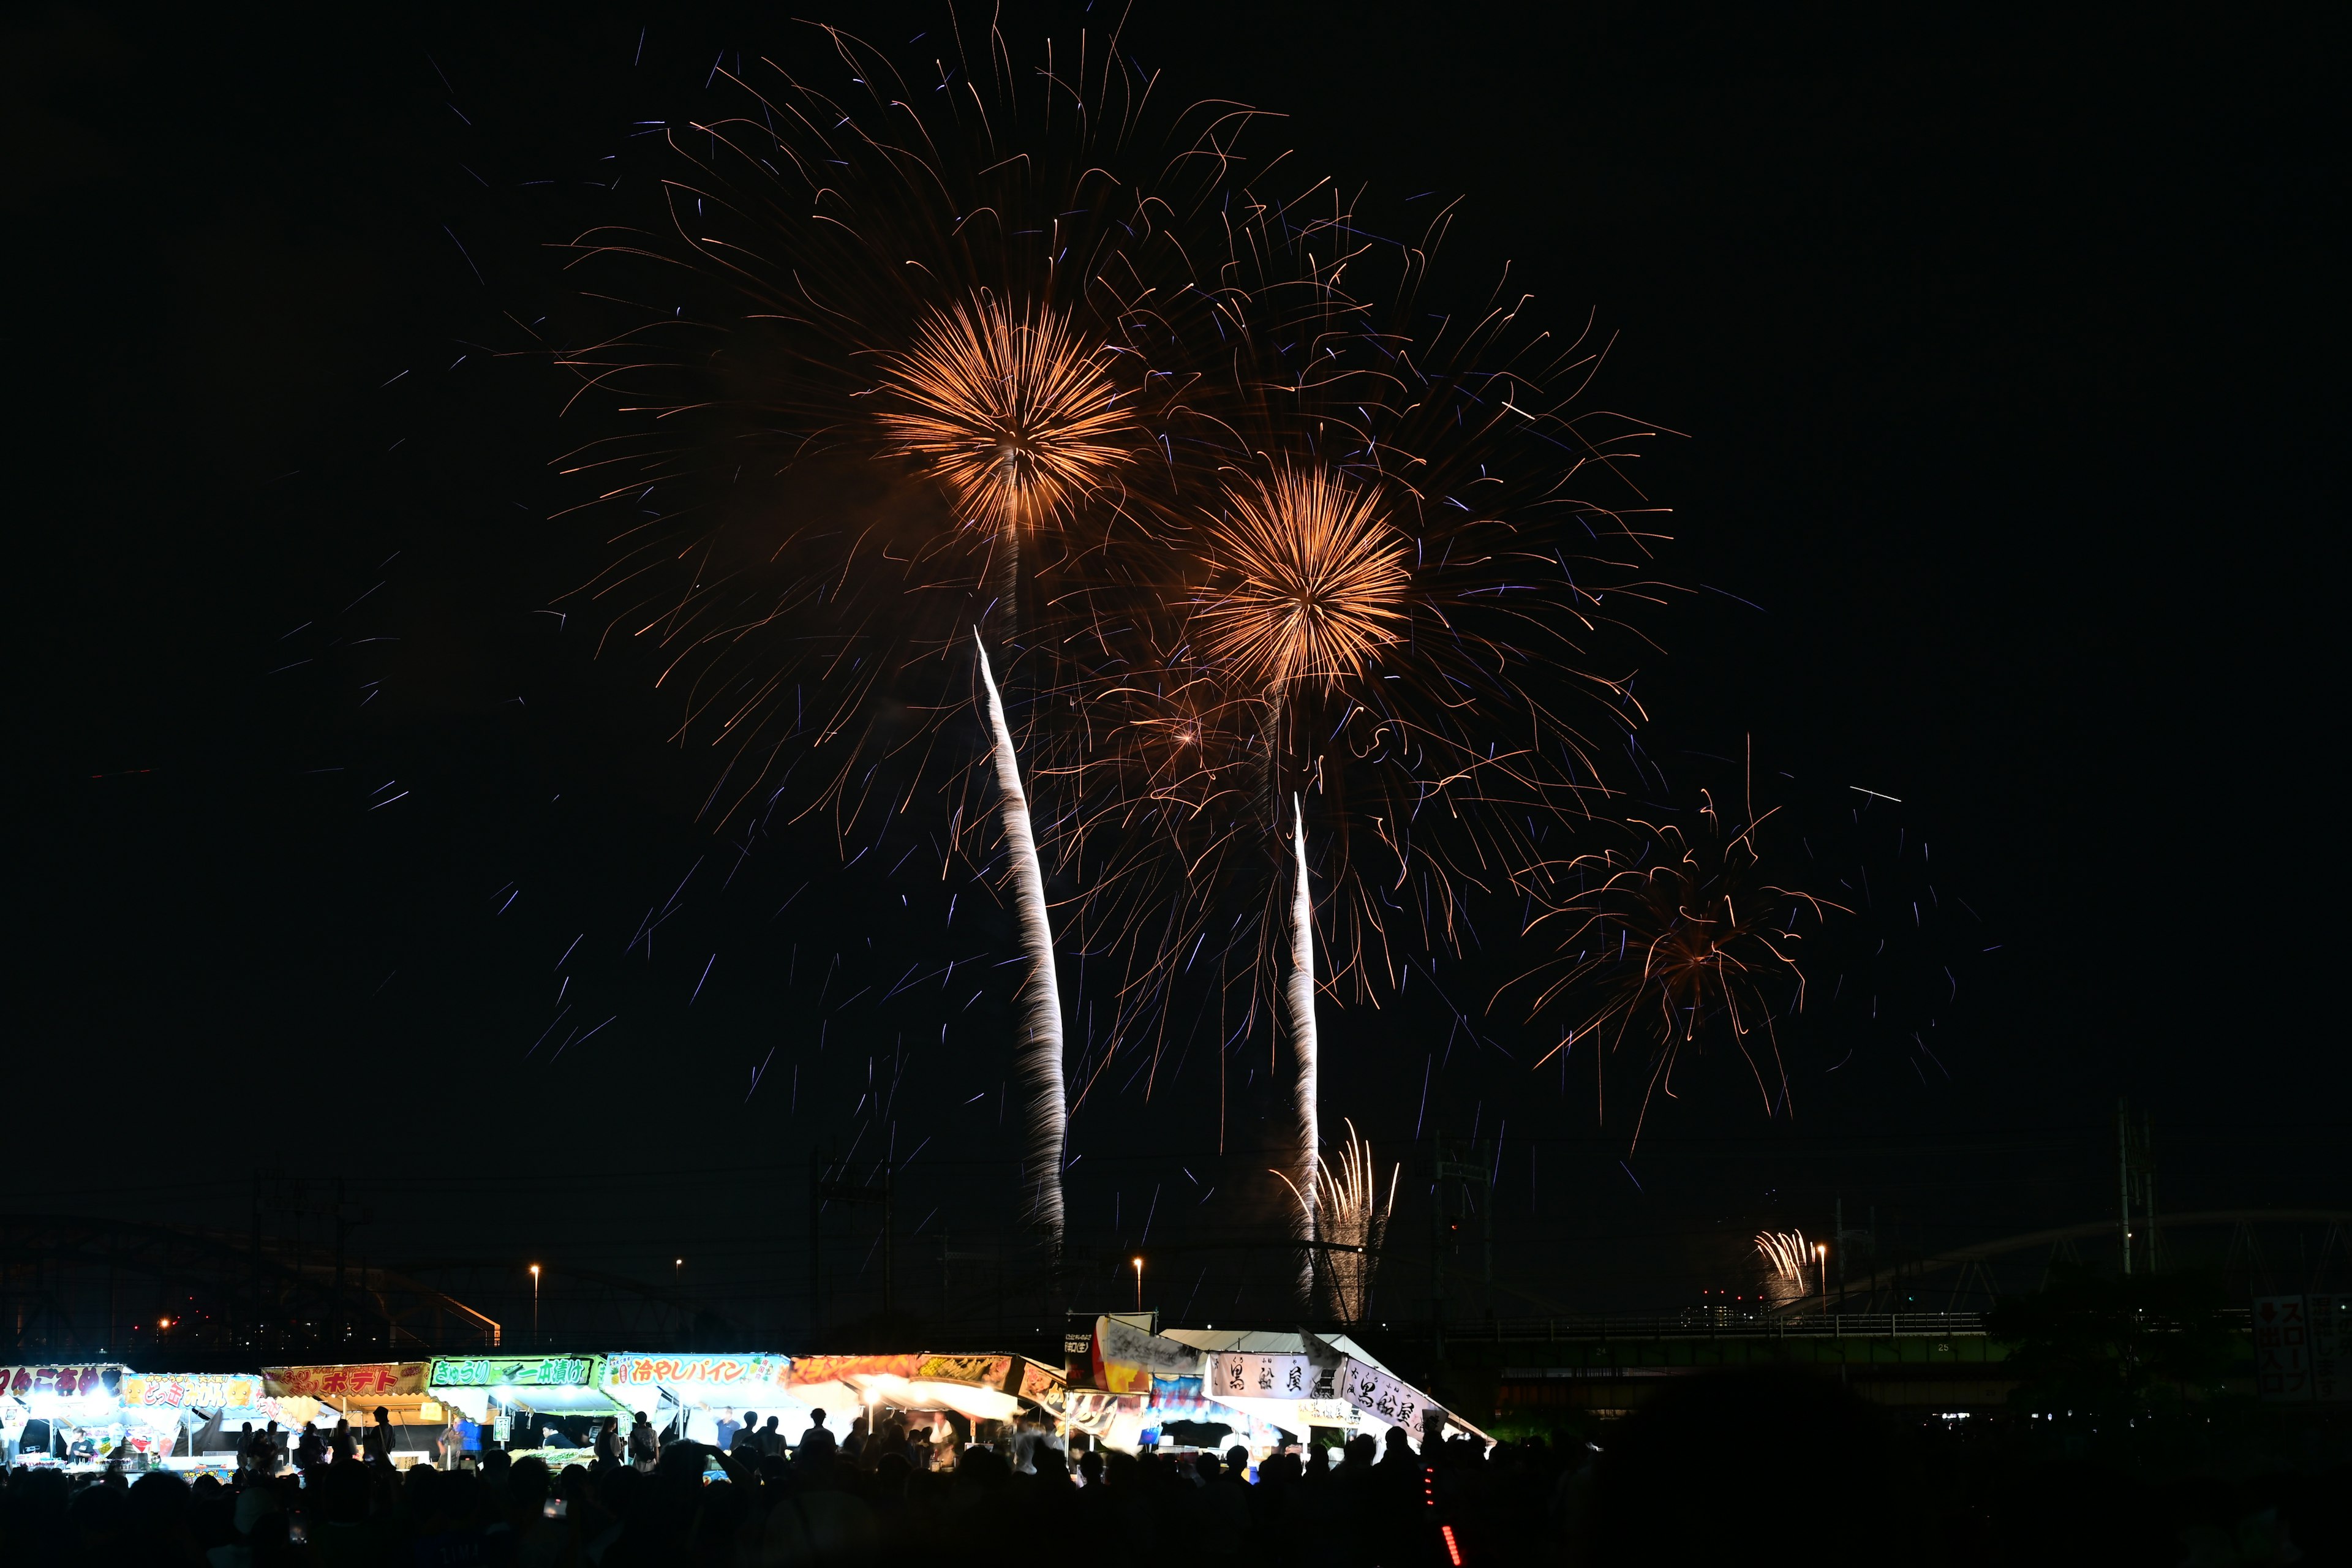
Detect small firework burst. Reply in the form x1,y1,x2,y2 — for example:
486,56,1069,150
1755,1228,1811,1306
1275,1118,1399,1325
876,296,1139,538
1196,464,1410,693
1521,790,1839,1148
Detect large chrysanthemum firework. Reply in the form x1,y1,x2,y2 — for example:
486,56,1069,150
876,297,1137,537
1196,465,1410,692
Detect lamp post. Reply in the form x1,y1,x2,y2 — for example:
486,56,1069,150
1132,1256,1144,1314
530,1265,541,1346
675,1257,684,1291
1815,1243,1828,1310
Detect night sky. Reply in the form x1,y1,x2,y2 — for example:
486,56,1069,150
7,4,2340,1341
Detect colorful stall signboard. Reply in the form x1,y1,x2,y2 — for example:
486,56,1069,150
1098,1319,1201,1395
119,1375,262,1411
2,1366,124,1400
788,1354,923,1386
916,1354,1012,1389
603,1355,791,1391
1016,1360,1066,1403
430,1356,597,1389
263,1363,429,1400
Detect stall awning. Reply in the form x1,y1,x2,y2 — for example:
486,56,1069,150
263,1363,431,1401
427,1355,625,1415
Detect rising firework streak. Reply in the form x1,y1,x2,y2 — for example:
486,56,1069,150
975,630,1066,1259
1286,794,1319,1300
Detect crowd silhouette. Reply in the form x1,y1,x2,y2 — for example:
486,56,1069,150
4,1368,2346,1564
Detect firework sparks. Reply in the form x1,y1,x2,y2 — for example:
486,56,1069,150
1520,791,1839,1149
1278,1119,1398,1325
976,630,1067,1257
1755,1227,1811,1307
876,296,1137,539
1197,464,1409,693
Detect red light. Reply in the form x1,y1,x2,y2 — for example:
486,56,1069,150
1442,1525,1464,1565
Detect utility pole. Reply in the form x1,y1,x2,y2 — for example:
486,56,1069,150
2117,1098,2134,1275
1835,1196,1847,1304
2116,1102,2159,1275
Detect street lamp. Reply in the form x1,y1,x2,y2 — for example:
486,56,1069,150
1132,1256,1144,1314
530,1265,541,1346
674,1257,684,1291
1815,1243,1828,1309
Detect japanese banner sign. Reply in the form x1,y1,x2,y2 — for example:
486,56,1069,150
915,1354,1014,1388
2308,1295,2351,1403
1337,1357,1425,1430
1098,1319,1201,1395
121,1374,262,1410
603,1356,790,1392
263,1363,428,1400
1208,1351,1321,1402
788,1354,922,1386
430,1356,597,1390
2255,1295,2313,1401
2,1366,124,1400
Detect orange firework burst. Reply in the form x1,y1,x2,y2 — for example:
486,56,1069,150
1519,791,1840,1148
875,296,1137,537
1195,465,1411,692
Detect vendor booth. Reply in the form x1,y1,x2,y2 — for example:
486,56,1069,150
785,1352,1028,1451
117,1372,289,1476
427,1354,629,1463
600,1354,805,1446
1,1364,127,1471
263,1363,439,1465
1056,1320,1490,1464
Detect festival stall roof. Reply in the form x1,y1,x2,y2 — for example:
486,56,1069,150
1,1364,126,1420
426,1355,628,1420
785,1353,1027,1425
1151,1327,1491,1445
600,1354,797,1415
600,1354,809,1441
264,1363,436,1424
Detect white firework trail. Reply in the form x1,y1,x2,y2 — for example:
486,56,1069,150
1287,794,1320,1303
976,630,1067,1260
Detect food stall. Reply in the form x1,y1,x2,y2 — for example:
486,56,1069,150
426,1354,630,1461
263,1363,439,1466
1061,1321,1489,1464
785,1352,1027,1446
116,1372,289,1477
600,1354,807,1446
1,1364,128,1471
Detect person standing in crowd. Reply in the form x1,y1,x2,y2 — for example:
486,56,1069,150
729,1410,761,1456
759,1414,784,1456
363,1406,394,1468
297,1420,330,1473
594,1415,622,1469
714,1408,742,1453
330,1417,357,1464
436,1410,468,1471
794,1407,835,1461
626,1411,658,1471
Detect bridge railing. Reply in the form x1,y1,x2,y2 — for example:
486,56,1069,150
1427,1311,1989,1341
1420,1304,2253,1341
